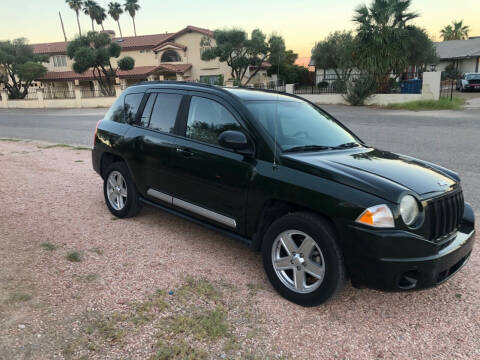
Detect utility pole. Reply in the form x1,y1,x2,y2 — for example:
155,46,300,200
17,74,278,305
59,11,67,42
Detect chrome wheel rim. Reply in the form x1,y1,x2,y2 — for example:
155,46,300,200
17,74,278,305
271,230,325,294
106,171,127,211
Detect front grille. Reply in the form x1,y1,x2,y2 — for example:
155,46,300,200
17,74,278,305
426,190,464,241
468,79,480,84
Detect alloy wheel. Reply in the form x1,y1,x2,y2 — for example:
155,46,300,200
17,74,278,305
106,171,128,211
271,230,326,294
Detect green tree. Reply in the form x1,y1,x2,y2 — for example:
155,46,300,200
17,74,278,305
67,31,134,95
267,49,310,84
0,38,48,99
354,0,419,75
353,0,437,92
66,0,84,36
124,0,140,36
311,31,357,82
201,28,285,86
108,2,124,38
440,20,470,41
83,0,99,31
94,5,107,31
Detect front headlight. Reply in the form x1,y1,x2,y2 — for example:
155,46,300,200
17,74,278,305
356,204,394,228
399,195,419,226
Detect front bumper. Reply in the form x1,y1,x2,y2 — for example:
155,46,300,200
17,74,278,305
345,204,476,291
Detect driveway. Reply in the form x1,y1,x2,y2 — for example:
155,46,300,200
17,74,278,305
0,140,478,359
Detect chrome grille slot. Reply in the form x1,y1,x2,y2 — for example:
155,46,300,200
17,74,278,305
427,191,464,241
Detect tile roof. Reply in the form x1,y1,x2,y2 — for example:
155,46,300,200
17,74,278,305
152,42,187,52
37,64,192,81
157,63,192,74
31,26,213,55
435,38,480,60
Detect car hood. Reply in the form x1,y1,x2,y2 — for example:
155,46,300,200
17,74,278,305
282,147,458,203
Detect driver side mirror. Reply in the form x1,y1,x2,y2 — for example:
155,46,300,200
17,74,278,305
218,130,252,154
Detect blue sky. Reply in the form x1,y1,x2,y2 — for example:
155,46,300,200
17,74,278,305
1,0,479,57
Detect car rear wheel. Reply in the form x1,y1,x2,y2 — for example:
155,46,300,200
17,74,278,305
103,162,142,218
262,212,346,306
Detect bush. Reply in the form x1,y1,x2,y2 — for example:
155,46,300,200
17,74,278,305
332,79,346,93
317,81,329,89
343,75,376,106
442,63,461,80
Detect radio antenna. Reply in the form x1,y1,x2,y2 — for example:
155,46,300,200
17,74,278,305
273,93,279,170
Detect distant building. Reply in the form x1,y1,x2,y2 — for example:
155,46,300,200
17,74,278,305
435,37,480,74
30,25,271,92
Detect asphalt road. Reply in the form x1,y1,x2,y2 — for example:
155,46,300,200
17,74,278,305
0,106,479,211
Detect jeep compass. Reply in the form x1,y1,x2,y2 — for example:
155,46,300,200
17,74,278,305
92,82,475,306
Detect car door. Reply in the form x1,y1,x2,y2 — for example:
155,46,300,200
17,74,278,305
126,90,186,198
169,93,255,234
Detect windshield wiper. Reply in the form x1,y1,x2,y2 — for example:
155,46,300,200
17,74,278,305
283,145,334,153
332,142,361,149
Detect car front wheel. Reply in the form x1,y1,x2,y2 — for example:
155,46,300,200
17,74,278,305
103,162,142,218
262,212,346,306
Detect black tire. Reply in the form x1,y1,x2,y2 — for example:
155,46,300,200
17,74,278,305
262,212,346,306
103,162,142,218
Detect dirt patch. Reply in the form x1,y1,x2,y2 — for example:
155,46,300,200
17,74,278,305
0,140,479,359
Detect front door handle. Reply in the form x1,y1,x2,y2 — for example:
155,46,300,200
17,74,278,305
176,146,194,157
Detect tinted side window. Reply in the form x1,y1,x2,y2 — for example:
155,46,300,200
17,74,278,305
139,93,156,127
149,93,182,133
186,96,241,145
104,94,125,123
124,93,144,123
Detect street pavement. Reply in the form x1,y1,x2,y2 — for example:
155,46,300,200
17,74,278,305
0,106,479,212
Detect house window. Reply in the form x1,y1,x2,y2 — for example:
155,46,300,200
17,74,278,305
52,55,67,67
199,75,223,86
161,50,181,62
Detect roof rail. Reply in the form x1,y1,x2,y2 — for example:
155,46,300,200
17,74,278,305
131,80,236,96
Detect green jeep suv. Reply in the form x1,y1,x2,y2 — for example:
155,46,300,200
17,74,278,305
92,82,475,306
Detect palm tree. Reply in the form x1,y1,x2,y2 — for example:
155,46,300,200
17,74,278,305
94,5,107,31
83,0,99,31
353,0,420,90
108,2,124,38
353,0,418,29
441,20,470,41
124,0,140,36
66,0,84,36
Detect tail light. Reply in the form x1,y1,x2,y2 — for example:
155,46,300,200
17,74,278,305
93,119,101,146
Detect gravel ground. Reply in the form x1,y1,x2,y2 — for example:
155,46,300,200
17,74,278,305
0,140,478,360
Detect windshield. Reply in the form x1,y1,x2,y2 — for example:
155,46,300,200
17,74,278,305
466,74,480,80
245,100,359,152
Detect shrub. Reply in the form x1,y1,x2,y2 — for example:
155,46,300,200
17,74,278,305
343,75,377,106
442,63,461,80
317,81,329,89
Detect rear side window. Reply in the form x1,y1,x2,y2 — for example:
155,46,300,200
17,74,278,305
104,94,125,123
186,96,241,145
139,93,156,127
124,93,145,123
148,93,183,133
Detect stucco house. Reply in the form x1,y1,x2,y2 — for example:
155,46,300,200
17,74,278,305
435,37,480,74
30,25,271,93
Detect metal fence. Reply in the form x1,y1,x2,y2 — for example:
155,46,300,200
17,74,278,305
24,91,38,100
252,82,286,92
80,89,115,98
440,79,456,100
295,72,423,95
43,90,75,100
